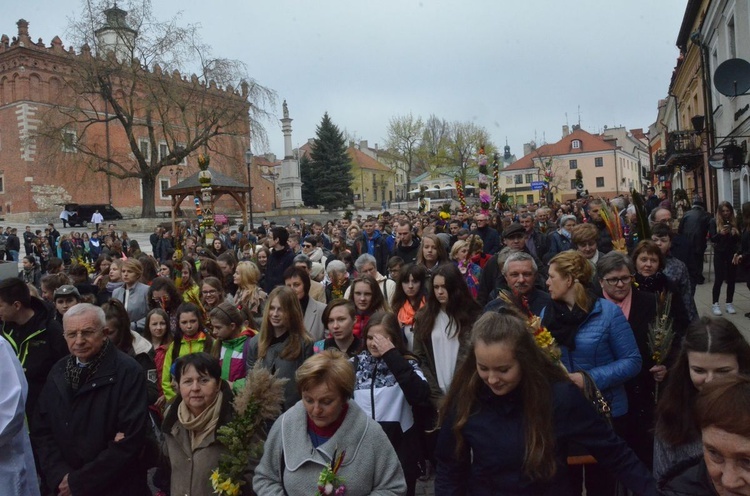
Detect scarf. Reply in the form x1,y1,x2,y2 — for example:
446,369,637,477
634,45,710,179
21,267,35,284
177,390,223,450
307,402,349,439
545,300,590,351
635,271,669,294
398,297,424,327
603,288,633,320
65,338,111,392
559,228,571,240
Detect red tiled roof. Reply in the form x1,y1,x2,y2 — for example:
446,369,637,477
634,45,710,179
504,128,617,171
253,156,281,167
347,147,393,172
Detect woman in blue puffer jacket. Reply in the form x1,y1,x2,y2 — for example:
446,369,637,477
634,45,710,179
542,250,641,496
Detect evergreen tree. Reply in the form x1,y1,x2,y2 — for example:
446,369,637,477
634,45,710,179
309,113,353,210
300,154,318,207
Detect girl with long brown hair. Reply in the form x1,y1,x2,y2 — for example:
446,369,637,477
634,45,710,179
348,274,389,339
653,316,750,482
352,311,431,496
244,286,313,411
435,311,656,495
413,263,482,408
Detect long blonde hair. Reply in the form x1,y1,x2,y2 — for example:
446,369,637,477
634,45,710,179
548,251,593,312
258,286,310,361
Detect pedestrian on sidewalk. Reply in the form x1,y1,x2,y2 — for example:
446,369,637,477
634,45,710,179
709,202,740,316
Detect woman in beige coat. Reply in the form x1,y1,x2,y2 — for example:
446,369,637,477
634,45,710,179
162,353,256,496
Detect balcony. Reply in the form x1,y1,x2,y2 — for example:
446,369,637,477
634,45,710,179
661,130,703,172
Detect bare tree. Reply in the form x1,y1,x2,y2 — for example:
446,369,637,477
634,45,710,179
418,114,450,172
35,0,275,216
385,113,423,196
447,120,493,186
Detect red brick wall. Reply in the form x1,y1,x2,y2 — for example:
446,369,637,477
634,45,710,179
0,24,273,219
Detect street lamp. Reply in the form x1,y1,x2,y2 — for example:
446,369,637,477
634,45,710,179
244,147,254,229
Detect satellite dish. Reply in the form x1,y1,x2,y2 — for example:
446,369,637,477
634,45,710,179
714,58,750,97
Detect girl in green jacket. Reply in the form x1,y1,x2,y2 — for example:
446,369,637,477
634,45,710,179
161,303,213,402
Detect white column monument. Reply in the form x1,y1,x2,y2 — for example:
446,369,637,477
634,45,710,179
277,100,303,208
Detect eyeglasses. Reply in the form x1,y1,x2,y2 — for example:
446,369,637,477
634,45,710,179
602,275,633,287
201,290,218,296
302,244,313,248
64,329,101,340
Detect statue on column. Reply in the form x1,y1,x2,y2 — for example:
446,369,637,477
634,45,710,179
283,100,289,119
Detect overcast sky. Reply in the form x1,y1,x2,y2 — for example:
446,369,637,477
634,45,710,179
5,0,687,160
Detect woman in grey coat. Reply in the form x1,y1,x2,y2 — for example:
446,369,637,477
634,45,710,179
253,349,406,495
112,259,150,332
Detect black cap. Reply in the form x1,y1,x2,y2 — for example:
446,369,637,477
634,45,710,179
503,223,526,238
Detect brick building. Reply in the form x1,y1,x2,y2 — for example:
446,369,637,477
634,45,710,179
0,14,273,221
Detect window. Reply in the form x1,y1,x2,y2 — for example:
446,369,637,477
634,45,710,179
139,139,150,160
373,189,377,202
62,129,77,152
526,194,534,203
569,159,578,169
596,177,604,188
0,175,5,193
570,179,577,189
571,139,581,149
159,179,170,200
728,16,736,58
514,175,522,185
159,142,168,162
176,143,187,165
525,174,534,183
595,157,603,167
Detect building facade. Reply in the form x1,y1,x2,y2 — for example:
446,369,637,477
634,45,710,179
504,127,644,203
0,15,259,221
348,145,396,210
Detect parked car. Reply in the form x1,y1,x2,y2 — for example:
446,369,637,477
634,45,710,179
65,203,124,227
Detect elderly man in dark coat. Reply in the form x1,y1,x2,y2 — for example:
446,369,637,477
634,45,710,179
31,303,150,496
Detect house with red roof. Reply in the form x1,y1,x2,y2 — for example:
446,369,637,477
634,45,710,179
502,126,646,203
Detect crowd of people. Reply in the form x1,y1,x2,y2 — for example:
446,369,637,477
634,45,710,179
3,190,750,496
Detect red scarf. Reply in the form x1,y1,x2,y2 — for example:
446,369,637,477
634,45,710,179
307,403,349,438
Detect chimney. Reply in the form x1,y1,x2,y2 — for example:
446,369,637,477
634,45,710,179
307,138,314,146
374,143,379,151
359,140,368,150
349,140,355,148
562,125,570,138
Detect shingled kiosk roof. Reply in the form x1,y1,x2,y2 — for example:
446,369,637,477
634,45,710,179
163,167,250,231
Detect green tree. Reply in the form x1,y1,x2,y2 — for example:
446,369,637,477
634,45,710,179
299,154,317,207
309,113,353,210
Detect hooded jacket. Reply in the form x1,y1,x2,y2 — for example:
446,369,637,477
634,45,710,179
263,244,296,292
1,296,67,425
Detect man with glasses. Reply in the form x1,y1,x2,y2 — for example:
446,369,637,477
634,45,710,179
471,212,500,255
0,278,67,426
31,303,150,496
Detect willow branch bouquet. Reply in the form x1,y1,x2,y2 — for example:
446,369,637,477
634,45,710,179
210,366,288,496
648,290,674,404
